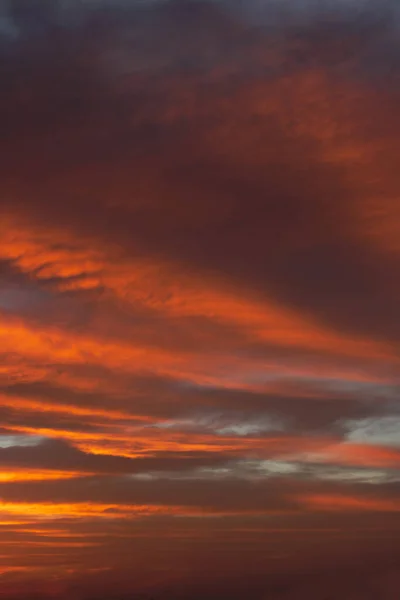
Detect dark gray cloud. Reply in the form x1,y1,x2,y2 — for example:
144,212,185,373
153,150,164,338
0,375,389,436
1,463,400,509
0,436,234,474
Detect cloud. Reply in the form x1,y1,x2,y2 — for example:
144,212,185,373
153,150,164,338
0,436,238,476
0,0,399,596
343,415,400,447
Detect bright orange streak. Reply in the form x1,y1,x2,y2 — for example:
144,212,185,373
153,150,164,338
0,317,195,379
0,521,32,526
0,393,148,423
0,502,171,519
0,501,294,520
0,471,92,483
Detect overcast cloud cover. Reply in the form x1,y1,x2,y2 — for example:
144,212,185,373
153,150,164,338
0,0,400,598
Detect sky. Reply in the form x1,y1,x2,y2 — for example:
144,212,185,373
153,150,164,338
0,0,400,598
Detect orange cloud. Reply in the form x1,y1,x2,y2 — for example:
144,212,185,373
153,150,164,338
1,213,397,379
314,443,400,469
301,494,400,513
287,442,400,470
0,471,92,483
1,2,399,593
0,501,288,521
0,393,146,423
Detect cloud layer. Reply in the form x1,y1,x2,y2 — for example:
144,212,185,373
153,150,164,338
0,0,399,598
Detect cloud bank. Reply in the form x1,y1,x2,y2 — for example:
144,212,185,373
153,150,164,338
0,0,399,598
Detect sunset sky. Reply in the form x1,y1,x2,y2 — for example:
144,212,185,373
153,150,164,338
1,0,400,598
